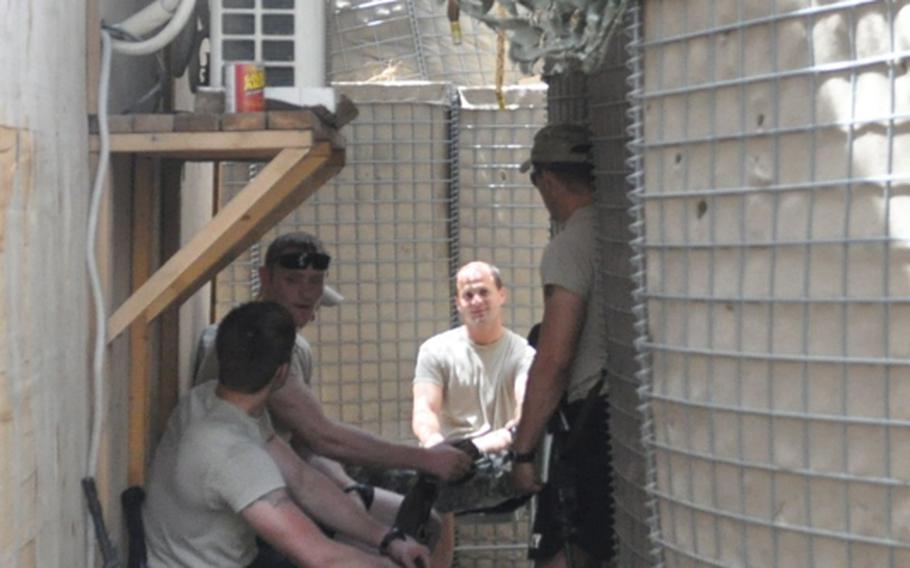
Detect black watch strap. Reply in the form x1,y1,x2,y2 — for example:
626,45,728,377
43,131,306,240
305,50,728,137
344,483,375,510
511,449,536,463
379,527,406,555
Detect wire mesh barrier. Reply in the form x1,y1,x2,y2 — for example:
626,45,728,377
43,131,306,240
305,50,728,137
634,1,910,566
214,82,548,566
327,0,529,85
544,25,653,567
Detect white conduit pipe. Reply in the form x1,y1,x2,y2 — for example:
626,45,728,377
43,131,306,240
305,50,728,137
111,0,196,56
86,29,112,568
116,0,183,38
85,1,197,563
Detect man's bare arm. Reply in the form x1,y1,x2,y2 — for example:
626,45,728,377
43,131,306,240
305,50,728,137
512,285,586,456
266,436,387,547
267,438,432,568
268,379,471,480
241,488,393,568
412,382,446,447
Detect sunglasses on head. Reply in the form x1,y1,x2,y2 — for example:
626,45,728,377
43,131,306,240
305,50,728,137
275,251,331,270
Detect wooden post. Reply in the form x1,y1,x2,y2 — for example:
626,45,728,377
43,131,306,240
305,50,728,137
127,157,156,486
158,160,183,430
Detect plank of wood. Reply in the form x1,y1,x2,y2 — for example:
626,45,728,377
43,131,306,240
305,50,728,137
174,113,221,132
268,110,341,149
333,94,360,128
157,160,183,436
222,112,267,131
133,114,175,133
267,110,317,130
92,130,315,161
127,157,156,486
106,143,344,341
109,115,135,133
88,114,134,135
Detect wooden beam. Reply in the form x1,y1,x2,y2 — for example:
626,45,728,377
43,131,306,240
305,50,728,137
106,142,344,341
157,160,183,435
91,130,315,161
127,157,156,486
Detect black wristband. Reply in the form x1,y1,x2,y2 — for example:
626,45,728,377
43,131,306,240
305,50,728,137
343,483,375,510
379,527,406,555
510,449,536,463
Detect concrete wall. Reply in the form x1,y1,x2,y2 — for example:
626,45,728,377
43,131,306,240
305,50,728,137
0,1,159,565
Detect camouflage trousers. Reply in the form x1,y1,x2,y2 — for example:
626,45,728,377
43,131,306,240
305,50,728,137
348,452,527,514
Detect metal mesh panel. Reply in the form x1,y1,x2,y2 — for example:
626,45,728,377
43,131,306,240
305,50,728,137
637,1,910,566
452,85,548,566
457,86,550,336
328,0,527,85
546,26,651,567
213,82,548,566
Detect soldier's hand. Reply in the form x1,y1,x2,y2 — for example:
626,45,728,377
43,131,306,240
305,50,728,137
511,461,543,494
385,534,431,568
424,443,473,481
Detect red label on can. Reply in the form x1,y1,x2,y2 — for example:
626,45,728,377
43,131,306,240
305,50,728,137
225,62,265,113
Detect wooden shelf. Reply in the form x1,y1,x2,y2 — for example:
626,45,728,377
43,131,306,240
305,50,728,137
89,109,346,161
95,107,353,343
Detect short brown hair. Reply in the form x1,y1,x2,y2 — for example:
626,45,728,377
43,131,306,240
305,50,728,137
265,232,328,267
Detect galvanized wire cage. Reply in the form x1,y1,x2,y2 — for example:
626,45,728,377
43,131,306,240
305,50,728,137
635,1,910,566
214,82,548,566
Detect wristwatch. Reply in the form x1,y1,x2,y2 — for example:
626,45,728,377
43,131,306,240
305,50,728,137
343,483,375,510
379,527,407,555
509,449,536,463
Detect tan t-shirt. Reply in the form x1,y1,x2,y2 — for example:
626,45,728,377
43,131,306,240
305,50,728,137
414,326,535,441
143,381,286,567
193,323,312,438
540,205,607,401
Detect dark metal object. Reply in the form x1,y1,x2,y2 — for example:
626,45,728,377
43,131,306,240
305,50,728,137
82,477,122,568
121,486,149,568
394,472,440,546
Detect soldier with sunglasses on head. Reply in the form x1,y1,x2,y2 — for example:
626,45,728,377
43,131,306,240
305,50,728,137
193,232,472,565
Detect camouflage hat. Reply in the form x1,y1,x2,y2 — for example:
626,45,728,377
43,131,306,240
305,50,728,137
520,123,593,173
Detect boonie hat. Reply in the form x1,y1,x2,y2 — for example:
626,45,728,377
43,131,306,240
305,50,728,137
520,123,593,173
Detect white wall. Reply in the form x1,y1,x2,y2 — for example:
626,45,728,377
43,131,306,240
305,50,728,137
0,1,159,565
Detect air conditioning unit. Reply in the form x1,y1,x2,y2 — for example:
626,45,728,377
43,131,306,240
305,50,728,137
209,0,335,110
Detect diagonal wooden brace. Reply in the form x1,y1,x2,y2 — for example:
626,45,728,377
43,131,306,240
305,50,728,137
107,142,344,343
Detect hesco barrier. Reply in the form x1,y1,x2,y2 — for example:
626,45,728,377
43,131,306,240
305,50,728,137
215,82,548,566
634,1,910,566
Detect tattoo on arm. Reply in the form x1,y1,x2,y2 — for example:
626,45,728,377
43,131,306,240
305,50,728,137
253,488,293,509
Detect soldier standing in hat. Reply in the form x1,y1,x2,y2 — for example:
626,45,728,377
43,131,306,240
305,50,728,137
510,124,613,567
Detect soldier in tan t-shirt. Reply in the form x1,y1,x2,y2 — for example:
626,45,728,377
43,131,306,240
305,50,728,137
511,124,613,568
145,302,430,568
412,261,536,567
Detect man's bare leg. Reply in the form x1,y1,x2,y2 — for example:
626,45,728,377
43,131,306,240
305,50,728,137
336,486,444,560
429,512,455,568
